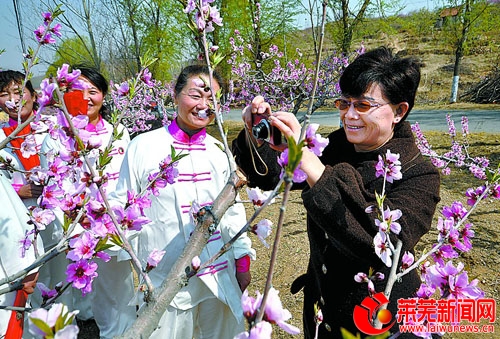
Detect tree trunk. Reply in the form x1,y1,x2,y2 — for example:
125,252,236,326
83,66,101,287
450,0,471,103
119,172,245,338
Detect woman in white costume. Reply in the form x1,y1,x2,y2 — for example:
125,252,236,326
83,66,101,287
0,173,44,338
109,64,256,338
40,66,132,337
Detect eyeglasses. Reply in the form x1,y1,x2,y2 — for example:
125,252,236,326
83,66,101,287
334,98,389,114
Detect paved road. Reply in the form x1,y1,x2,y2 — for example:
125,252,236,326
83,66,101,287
223,109,500,133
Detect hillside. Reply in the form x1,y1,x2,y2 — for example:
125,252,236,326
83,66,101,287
288,7,500,109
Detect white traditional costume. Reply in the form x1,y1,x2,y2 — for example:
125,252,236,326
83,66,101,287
0,173,44,336
40,117,134,337
109,119,255,338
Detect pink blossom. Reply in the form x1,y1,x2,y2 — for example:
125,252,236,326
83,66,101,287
158,155,179,184
235,321,273,339
42,12,53,24
375,150,402,183
34,25,56,44
374,232,392,267
95,251,111,263
191,256,201,270
59,193,82,212
278,148,307,183
67,232,98,261
127,190,152,211
4,100,16,110
460,223,475,250
442,201,467,222
354,272,368,283
141,68,154,87
240,288,299,335
147,248,166,268
51,23,62,37
37,282,58,302
415,284,435,299
19,229,34,258
30,207,56,231
246,187,275,206
39,183,64,209
465,186,486,206
241,289,261,319
425,261,484,300
304,123,329,156
183,0,196,13
115,81,130,96
192,78,205,88
28,303,79,338
57,64,82,90
66,260,98,296
264,287,301,334
375,207,402,234
45,156,69,181
251,219,273,248
147,172,167,196
354,271,384,295
112,204,151,232
197,109,209,118
20,134,38,158
401,251,414,270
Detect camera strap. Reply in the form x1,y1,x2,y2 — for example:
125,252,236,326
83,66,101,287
245,127,269,176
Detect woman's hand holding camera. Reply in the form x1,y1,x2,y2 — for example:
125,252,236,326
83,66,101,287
243,95,301,150
242,95,326,186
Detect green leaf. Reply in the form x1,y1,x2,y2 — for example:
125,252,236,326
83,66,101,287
375,191,385,207
210,51,225,67
285,136,304,177
109,234,124,247
52,4,65,18
28,317,53,336
171,145,188,162
74,135,85,152
140,54,159,69
62,214,72,233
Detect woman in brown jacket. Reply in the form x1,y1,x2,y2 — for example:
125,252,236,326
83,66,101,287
232,46,441,338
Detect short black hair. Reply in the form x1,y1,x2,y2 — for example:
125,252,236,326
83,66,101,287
339,46,421,122
71,65,110,119
174,64,224,96
0,70,36,96
72,65,109,96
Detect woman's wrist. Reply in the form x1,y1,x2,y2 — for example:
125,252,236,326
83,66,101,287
235,255,251,273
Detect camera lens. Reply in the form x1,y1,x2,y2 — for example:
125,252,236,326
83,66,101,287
252,120,270,140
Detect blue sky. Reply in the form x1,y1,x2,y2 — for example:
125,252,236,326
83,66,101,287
0,1,437,75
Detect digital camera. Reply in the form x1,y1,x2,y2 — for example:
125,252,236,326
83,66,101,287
251,114,282,146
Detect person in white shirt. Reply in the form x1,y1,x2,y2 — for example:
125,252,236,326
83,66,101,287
40,66,132,337
109,64,256,338
0,173,44,338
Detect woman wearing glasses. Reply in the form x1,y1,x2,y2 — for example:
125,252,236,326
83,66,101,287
232,46,441,338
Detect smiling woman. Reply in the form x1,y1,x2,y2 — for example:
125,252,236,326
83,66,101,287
38,66,133,338
232,46,441,338
104,64,256,339
0,70,44,206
